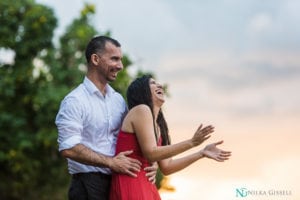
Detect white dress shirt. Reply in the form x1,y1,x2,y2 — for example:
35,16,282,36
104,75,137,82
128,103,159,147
55,77,127,175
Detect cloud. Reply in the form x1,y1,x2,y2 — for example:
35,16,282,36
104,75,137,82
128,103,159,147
96,0,187,60
247,13,273,35
159,48,300,119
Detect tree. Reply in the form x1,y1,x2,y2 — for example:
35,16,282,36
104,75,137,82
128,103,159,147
0,0,168,199
0,1,139,199
0,0,59,199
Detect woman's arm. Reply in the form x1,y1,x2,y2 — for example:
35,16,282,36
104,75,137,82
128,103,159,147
158,141,232,175
158,152,204,175
131,105,213,163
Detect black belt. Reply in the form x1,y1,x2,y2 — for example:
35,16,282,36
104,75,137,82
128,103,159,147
72,172,112,180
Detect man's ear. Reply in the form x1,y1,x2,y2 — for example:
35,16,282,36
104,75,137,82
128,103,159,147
90,54,100,66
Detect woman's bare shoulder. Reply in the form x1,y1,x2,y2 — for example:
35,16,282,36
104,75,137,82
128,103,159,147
130,104,151,114
122,104,152,132
126,104,152,122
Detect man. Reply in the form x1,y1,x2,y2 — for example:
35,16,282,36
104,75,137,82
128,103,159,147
55,36,157,200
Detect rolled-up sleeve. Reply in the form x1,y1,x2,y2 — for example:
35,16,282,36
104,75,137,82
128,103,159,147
55,97,83,152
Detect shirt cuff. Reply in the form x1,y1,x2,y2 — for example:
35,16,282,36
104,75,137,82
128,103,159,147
58,135,81,151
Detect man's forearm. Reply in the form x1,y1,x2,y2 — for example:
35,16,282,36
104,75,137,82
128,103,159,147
60,144,112,168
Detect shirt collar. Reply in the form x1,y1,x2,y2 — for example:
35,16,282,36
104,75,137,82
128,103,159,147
83,76,115,97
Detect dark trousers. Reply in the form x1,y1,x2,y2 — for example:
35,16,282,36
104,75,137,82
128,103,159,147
69,172,112,200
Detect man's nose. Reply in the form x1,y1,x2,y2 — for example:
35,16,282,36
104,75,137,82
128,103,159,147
117,61,123,70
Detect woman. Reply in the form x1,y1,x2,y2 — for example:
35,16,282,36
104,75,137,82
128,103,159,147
110,75,231,200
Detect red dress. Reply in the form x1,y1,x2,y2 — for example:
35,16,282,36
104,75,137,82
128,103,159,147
109,130,161,200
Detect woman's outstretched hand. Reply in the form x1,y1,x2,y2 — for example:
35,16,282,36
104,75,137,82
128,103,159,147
201,141,231,162
191,124,214,146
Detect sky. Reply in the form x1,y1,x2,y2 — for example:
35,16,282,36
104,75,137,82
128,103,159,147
36,0,300,199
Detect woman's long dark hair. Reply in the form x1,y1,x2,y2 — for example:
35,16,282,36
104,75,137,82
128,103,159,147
127,75,170,145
